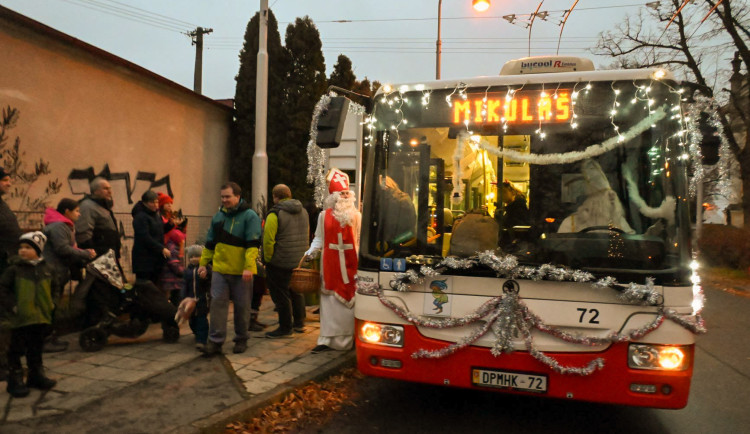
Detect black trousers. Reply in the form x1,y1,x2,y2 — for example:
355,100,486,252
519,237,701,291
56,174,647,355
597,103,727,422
8,324,51,370
252,275,265,313
134,280,178,330
266,264,306,331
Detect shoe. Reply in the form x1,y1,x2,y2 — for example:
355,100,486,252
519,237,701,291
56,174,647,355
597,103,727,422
233,341,248,354
162,326,180,343
201,340,222,357
27,366,57,390
311,345,333,354
7,369,30,398
293,326,306,333
195,343,206,352
265,328,293,339
43,334,69,353
248,321,265,332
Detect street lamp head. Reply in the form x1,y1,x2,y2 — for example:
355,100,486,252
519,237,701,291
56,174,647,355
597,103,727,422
472,0,490,12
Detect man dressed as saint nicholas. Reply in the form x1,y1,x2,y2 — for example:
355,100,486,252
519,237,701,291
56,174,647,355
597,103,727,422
305,169,361,353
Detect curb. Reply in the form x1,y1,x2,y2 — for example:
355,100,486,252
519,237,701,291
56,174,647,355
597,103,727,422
174,351,357,434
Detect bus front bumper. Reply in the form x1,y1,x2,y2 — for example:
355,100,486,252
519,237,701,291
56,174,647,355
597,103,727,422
355,320,693,409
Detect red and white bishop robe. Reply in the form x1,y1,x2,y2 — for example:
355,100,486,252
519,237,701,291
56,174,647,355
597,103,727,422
322,209,358,304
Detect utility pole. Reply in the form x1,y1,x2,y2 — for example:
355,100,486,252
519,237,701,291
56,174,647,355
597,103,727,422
189,26,213,94
252,0,269,212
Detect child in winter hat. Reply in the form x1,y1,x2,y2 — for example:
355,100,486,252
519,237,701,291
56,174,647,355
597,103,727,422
0,231,57,397
19,231,47,257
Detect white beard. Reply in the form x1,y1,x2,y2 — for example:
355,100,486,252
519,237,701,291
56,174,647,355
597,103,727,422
325,191,356,227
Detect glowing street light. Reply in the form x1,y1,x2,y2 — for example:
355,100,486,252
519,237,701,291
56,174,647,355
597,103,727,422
437,0,490,79
473,0,491,12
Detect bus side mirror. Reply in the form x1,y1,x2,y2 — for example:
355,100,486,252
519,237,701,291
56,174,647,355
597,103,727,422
316,96,351,149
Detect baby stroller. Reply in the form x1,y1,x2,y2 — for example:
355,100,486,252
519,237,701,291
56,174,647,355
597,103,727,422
73,250,180,352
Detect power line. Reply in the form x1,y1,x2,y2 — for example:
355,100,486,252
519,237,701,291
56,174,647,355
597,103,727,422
277,3,647,25
60,0,185,32
210,36,600,42
96,0,198,28
75,0,190,31
58,0,191,33
205,46,595,53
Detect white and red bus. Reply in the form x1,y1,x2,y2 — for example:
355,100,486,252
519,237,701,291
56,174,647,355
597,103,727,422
318,56,704,409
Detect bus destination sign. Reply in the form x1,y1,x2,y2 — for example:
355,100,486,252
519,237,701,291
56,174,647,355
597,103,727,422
452,90,571,125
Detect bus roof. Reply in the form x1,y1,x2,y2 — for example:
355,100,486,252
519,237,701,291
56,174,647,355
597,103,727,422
374,68,677,97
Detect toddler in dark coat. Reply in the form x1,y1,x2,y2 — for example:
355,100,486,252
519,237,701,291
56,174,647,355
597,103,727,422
182,245,210,351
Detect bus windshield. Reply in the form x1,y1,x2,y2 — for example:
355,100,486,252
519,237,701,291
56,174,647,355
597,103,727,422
360,79,692,285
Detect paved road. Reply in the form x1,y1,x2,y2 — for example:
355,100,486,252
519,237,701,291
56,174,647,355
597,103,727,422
317,285,750,434
0,298,354,433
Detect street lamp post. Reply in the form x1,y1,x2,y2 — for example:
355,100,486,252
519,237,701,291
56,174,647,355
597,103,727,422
436,0,442,80
253,0,269,212
436,0,490,80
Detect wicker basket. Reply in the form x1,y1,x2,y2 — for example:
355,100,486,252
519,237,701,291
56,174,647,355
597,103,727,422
289,256,320,294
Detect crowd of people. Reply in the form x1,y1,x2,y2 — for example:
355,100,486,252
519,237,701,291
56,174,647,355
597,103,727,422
0,167,362,398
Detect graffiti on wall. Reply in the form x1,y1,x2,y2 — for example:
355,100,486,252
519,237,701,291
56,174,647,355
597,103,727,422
68,164,172,214
68,165,173,277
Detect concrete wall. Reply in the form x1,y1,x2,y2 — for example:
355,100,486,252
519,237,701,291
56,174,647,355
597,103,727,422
0,10,232,227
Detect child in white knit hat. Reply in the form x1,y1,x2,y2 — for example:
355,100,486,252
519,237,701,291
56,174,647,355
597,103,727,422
0,231,58,397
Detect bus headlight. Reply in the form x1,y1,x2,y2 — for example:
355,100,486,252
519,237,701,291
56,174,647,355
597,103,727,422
628,344,689,371
359,322,404,347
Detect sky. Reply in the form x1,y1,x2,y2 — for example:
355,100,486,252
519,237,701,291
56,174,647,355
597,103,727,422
0,0,719,99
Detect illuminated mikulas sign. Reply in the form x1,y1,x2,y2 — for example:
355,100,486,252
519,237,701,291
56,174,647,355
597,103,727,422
452,90,571,125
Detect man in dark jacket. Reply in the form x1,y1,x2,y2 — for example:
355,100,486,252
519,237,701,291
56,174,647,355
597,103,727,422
0,167,21,276
130,190,178,341
75,177,123,269
131,190,170,283
264,184,310,339
0,167,20,380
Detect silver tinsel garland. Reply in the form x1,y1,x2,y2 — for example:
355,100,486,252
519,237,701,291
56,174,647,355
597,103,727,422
306,92,366,207
685,97,733,203
307,94,332,208
358,250,705,376
684,102,705,198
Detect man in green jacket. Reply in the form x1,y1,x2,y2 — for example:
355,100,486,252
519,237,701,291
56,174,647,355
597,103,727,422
198,182,261,355
263,184,309,339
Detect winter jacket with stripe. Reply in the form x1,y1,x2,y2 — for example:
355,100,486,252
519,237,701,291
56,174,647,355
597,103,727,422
200,200,261,275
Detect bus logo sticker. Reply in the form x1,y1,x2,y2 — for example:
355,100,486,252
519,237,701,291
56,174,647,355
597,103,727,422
423,277,453,317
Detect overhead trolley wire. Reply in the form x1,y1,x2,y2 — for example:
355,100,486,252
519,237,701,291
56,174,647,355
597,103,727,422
95,0,197,28
58,0,195,33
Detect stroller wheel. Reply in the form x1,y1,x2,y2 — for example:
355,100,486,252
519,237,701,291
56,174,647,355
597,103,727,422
162,326,180,343
80,327,108,352
133,318,150,336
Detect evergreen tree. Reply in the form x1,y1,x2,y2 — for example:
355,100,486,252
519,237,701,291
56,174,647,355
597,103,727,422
231,10,288,209
329,54,356,90
278,16,328,202
352,78,383,97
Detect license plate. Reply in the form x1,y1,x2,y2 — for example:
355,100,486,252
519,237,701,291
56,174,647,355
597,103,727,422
472,368,548,393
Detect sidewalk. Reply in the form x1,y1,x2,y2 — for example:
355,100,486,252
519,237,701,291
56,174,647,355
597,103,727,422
0,295,355,432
